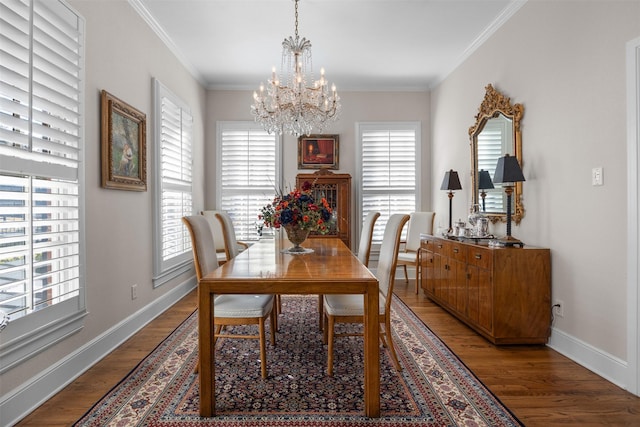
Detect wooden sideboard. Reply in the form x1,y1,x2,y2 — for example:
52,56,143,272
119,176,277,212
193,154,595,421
296,170,351,249
420,235,551,344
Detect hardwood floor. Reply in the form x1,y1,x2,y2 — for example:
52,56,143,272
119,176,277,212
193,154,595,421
16,280,640,426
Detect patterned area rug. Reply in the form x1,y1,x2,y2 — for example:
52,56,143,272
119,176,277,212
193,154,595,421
74,296,522,426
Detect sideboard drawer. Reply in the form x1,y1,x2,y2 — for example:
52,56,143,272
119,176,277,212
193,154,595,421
433,240,447,256
449,241,467,262
422,237,436,252
468,246,492,270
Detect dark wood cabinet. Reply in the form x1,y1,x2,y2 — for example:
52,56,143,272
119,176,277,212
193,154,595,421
420,235,551,344
296,170,351,249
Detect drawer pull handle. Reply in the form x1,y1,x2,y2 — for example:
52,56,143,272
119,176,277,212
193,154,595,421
475,254,482,260
453,248,459,253
437,244,443,249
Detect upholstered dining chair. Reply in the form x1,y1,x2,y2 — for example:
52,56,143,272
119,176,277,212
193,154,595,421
201,210,248,265
214,211,250,261
318,211,380,332
214,211,281,328
357,211,381,267
322,213,410,376
182,215,276,379
200,210,228,264
396,211,435,293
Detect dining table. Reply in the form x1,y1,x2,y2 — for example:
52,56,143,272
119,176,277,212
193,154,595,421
197,236,381,417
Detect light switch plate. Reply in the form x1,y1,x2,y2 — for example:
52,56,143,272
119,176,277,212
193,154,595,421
592,167,603,186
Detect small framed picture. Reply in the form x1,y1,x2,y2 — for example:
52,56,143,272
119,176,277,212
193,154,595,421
297,134,339,170
100,90,147,191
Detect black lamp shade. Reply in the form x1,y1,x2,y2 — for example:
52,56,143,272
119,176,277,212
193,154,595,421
440,169,462,191
493,154,525,184
478,169,494,189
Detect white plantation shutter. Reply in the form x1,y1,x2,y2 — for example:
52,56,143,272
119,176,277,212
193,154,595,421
0,0,85,371
217,122,280,241
477,118,510,211
358,123,419,243
153,80,193,286
0,0,83,321
160,94,193,260
0,176,80,320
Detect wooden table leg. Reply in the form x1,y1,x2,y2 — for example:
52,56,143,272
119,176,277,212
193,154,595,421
199,288,215,417
363,286,380,417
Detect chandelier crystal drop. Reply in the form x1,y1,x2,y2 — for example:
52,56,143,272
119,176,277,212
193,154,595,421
251,0,341,136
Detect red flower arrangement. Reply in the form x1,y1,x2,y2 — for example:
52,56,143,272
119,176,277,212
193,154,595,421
260,181,333,234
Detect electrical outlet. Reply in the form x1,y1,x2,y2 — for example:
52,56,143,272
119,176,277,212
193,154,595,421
553,300,564,318
592,167,603,186
131,284,138,300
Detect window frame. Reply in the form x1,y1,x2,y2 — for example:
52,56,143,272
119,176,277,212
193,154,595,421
356,121,421,247
0,0,86,373
152,79,194,288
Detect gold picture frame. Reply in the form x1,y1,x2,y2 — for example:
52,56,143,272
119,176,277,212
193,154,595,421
297,134,339,170
100,90,147,191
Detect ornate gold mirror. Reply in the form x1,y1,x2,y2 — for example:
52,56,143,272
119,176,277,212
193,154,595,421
469,84,524,223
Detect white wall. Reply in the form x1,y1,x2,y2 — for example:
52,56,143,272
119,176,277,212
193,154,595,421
1,0,206,421
431,0,640,387
206,90,431,245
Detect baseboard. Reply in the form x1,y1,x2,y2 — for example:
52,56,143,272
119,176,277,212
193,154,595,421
548,326,629,392
0,277,197,427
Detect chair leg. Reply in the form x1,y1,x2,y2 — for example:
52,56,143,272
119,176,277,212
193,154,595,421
213,324,223,345
318,294,324,331
327,315,335,376
403,265,408,283
259,318,268,379
384,316,402,372
269,310,277,346
415,261,420,294
273,295,281,332
322,310,328,344
274,299,279,332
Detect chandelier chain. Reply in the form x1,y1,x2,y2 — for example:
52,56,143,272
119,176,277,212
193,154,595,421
294,0,299,39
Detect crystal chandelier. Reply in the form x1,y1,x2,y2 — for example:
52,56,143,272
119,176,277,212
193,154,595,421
251,0,341,136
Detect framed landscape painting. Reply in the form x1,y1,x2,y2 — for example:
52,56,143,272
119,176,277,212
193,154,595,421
100,90,147,191
297,134,339,170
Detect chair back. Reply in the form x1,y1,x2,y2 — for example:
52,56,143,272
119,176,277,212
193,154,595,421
377,214,410,301
201,210,226,253
404,211,435,252
215,211,241,260
182,215,220,281
357,211,380,267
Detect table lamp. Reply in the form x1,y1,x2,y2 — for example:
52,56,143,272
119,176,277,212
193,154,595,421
493,154,525,247
440,169,462,233
478,169,494,212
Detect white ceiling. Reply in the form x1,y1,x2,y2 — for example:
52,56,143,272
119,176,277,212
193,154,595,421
133,0,524,91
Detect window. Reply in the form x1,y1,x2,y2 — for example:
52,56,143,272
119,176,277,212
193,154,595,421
0,0,85,371
217,122,280,241
152,79,193,287
357,122,420,243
